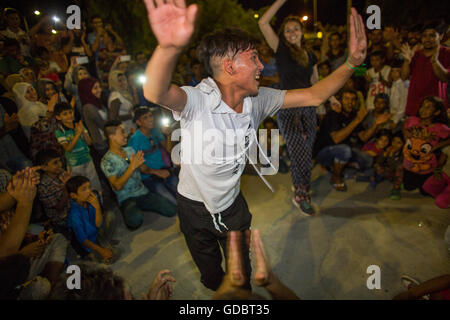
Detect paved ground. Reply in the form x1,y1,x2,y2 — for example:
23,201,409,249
106,163,450,300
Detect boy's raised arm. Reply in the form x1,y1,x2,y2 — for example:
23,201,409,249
142,0,198,113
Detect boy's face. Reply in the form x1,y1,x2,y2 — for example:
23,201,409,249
56,109,74,124
390,68,401,81
71,181,92,202
232,48,264,96
341,92,357,113
376,135,390,150
77,69,89,81
6,13,21,29
374,98,387,113
391,137,404,151
319,64,330,77
370,55,384,69
110,125,128,147
421,29,440,50
136,112,154,130
42,157,63,175
25,86,38,102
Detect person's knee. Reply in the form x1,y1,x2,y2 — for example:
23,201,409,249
336,144,352,162
120,204,143,230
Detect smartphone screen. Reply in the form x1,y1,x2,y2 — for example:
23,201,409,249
120,55,131,62
76,56,89,64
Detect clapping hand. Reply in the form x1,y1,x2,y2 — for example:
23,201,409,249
129,151,145,170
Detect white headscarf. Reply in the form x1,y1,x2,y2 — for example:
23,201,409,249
12,82,48,139
108,70,133,103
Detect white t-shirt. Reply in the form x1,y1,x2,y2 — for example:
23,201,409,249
390,79,408,123
365,65,391,110
173,78,286,213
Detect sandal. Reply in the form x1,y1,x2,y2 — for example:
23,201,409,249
333,182,347,192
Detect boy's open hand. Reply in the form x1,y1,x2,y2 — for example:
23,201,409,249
130,151,145,170
143,0,198,49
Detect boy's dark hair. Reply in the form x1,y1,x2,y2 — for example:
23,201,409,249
103,120,122,139
35,46,50,58
390,58,404,69
190,59,201,68
391,131,404,143
133,106,152,124
49,263,125,300
420,96,449,125
374,93,390,109
340,88,358,99
4,8,19,17
422,20,447,35
54,102,73,116
35,149,61,166
318,60,331,70
197,28,261,76
370,50,385,60
66,176,90,195
376,129,392,140
90,15,102,22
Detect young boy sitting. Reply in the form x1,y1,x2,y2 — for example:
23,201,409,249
54,102,103,193
372,132,405,197
36,149,72,237
66,175,119,264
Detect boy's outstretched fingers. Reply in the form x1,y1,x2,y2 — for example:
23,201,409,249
251,229,271,287
226,231,246,287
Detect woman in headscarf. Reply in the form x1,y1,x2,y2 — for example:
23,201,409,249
19,68,37,88
12,82,49,139
64,57,90,117
108,70,136,135
79,77,108,154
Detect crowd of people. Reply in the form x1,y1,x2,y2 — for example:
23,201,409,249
0,0,449,301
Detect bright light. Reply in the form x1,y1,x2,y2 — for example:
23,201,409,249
161,117,170,127
138,75,147,85
51,29,57,34
34,11,41,16
254,14,259,19
302,16,308,21
53,16,60,23
317,31,323,39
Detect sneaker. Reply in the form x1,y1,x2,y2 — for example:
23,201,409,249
292,198,315,216
390,189,401,200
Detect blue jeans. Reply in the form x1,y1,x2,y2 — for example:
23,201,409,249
143,173,178,205
316,144,373,171
120,192,176,230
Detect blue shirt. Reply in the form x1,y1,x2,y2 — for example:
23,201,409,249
67,200,104,252
128,129,166,180
100,146,148,204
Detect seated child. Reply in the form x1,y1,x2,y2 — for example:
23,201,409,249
66,176,119,264
372,133,404,198
54,102,103,193
401,96,450,197
362,129,391,157
36,149,72,236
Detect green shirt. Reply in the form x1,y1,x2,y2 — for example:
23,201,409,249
55,125,91,167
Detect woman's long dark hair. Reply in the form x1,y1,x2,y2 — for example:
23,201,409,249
278,16,309,68
420,96,449,125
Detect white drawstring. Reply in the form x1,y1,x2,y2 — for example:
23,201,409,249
211,213,229,233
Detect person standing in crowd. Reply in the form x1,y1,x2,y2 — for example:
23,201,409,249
401,21,450,117
78,77,109,154
365,51,391,111
142,0,366,290
259,0,319,215
107,70,136,135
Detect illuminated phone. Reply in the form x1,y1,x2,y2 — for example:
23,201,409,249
76,56,89,64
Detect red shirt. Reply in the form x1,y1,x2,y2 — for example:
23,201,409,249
405,46,450,117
